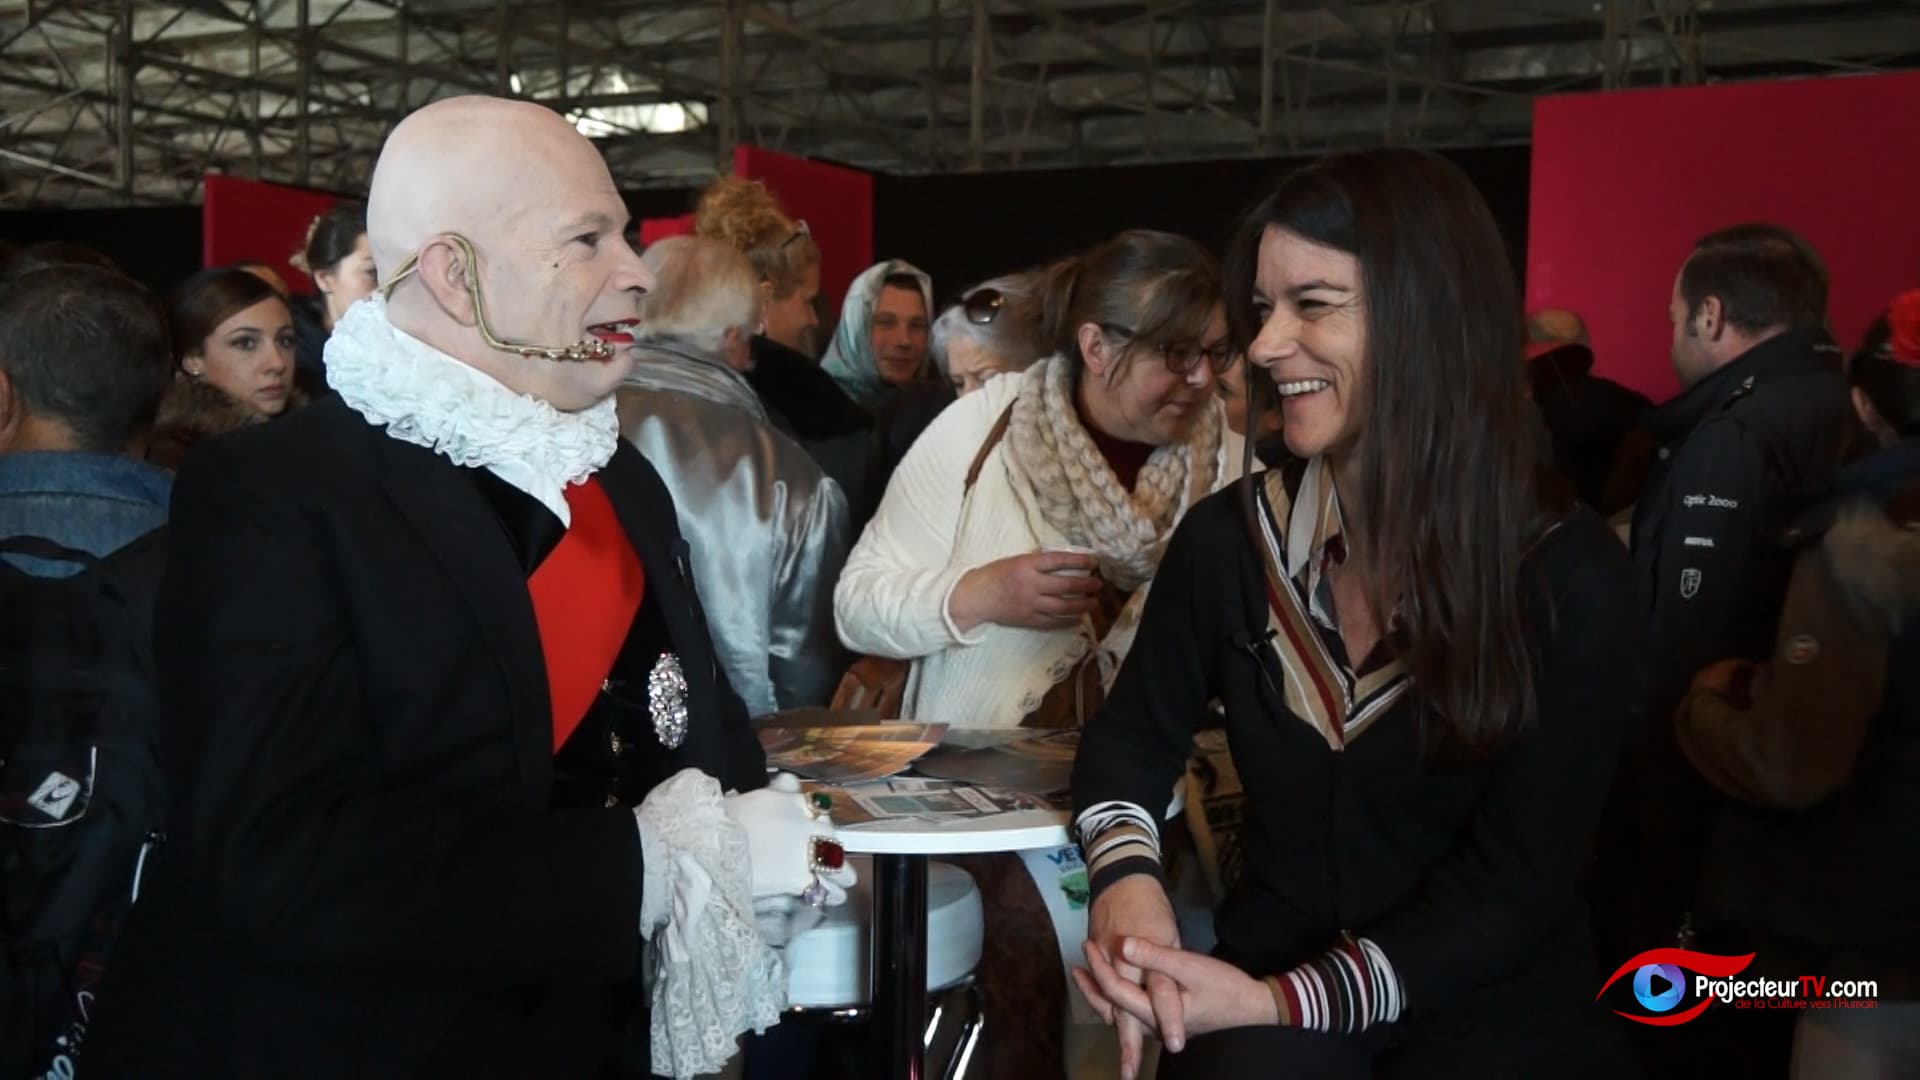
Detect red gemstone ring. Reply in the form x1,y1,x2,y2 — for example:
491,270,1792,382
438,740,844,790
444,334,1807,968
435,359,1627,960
809,836,846,875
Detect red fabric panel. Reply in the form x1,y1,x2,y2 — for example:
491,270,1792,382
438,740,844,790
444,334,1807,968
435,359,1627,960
1526,72,1920,403
527,478,646,752
734,145,875,312
201,174,340,293
639,213,696,248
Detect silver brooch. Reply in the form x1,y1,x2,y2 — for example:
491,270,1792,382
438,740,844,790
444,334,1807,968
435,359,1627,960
648,653,689,749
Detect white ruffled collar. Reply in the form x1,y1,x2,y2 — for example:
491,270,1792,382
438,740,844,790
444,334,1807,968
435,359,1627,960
324,294,619,526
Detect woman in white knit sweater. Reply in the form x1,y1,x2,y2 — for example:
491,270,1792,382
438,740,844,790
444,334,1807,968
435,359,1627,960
835,228,1247,1079
836,228,1248,729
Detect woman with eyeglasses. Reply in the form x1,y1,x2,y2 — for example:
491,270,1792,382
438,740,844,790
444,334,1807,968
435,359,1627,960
836,228,1244,731
1069,149,1637,1079
834,227,1246,1080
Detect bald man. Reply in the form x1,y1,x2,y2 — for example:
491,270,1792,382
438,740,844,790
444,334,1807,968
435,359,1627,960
84,96,849,1079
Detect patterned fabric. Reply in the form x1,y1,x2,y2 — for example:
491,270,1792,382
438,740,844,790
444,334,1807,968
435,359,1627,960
1262,935,1405,1034
1076,800,1164,895
1004,354,1224,592
1252,460,1411,750
1183,727,1245,903
633,769,787,1079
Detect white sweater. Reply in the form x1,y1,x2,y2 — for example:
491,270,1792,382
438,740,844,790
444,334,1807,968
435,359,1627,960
834,374,1248,728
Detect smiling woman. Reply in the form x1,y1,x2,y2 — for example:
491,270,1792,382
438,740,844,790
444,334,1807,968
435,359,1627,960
148,266,306,469
1070,150,1638,1079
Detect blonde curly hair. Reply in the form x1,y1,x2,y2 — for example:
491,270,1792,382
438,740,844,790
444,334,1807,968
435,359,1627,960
693,176,821,300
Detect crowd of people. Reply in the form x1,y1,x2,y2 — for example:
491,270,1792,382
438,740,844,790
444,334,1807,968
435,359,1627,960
1,91,1915,1080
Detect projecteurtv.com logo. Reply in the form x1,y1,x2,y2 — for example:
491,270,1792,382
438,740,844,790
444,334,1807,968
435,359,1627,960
1598,949,1882,1026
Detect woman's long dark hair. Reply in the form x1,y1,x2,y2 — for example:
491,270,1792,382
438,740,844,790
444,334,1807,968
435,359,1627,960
294,201,367,277
1224,148,1552,759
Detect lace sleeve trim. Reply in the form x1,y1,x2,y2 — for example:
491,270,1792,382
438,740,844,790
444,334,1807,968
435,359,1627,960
633,769,788,1078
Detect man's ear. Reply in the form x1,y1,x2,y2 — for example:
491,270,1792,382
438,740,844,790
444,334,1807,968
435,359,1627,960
415,236,480,327
1077,321,1113,380
1696,295,1724,342
0,370,21,452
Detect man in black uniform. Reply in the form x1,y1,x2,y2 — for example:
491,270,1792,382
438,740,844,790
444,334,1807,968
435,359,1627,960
1626,223,1856,948
83,96,852,1079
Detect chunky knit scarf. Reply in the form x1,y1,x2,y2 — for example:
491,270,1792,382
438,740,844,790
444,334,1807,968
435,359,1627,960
1004,354,1224,591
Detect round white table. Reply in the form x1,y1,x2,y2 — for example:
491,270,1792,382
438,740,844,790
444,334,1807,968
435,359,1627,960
840,809,1072,1080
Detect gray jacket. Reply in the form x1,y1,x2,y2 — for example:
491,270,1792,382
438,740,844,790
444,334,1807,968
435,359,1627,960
617,341,852,716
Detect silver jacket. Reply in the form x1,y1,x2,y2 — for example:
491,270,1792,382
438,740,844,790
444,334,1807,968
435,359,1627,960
617,341,852,716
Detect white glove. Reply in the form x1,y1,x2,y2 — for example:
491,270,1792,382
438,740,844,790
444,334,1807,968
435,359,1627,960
722,772,857,906
752,894,826,947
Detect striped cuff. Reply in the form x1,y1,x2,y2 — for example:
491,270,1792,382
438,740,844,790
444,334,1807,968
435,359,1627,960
1267,936,1404,1034
1075,801,1164,897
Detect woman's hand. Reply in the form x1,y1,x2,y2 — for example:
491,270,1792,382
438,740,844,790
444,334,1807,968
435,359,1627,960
1078,875,1184,1077
1074,937,1278,1048
947,551,1102,632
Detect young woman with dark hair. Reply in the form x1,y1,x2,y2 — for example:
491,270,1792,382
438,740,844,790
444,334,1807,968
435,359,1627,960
287,202,372,394
150,266,302,468
1070,148,1638,1078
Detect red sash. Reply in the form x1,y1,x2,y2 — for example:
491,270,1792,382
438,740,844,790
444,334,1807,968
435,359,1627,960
526,478,646,752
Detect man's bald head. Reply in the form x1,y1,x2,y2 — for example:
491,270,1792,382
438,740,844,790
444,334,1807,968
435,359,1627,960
360,95,649,412
368,97,617,276
1525,308,1589,347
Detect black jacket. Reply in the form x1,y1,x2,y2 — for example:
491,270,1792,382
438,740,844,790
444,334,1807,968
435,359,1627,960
861,380,957,526
83,397,763,1078
1528,343,1653,517
746,335,874,520
289,292,333,400
1072,480,1633,1037
1629,328,1855,729
1623,329,1856,935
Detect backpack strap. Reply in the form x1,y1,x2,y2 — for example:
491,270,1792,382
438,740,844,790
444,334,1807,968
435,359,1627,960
0,529,167,610
964,403,1017,494
0,536,104,570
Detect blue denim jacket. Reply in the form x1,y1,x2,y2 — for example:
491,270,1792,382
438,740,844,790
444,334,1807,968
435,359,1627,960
0,452,172,578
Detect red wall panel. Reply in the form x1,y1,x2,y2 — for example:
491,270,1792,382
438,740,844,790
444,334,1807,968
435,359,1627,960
201,174,340,292
638,213,696,248
1527,72,1920,403
734,145,875,312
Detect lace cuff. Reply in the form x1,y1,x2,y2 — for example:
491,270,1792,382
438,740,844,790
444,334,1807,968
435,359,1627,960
632,769,788,1079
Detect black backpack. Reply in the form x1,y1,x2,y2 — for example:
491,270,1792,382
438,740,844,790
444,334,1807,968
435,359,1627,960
0,531,168,1080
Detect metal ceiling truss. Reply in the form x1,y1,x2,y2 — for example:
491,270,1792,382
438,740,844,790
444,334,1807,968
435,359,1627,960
2,0,1917,206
